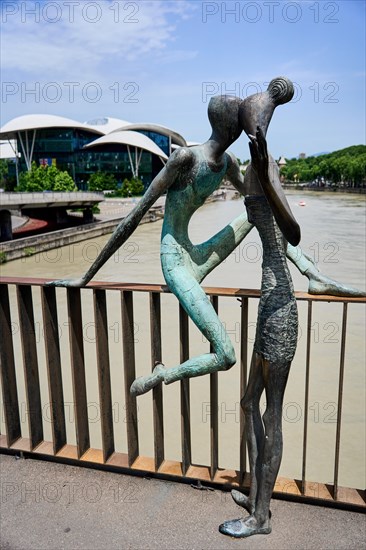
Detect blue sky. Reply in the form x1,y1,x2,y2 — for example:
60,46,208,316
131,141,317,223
1,0,365,160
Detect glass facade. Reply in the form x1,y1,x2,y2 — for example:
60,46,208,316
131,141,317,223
137,131,170,156
16,126,170,190
77,147,153,188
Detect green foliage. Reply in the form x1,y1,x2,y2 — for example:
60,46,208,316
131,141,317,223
115,177,145,197
128,177,144,196
0,251,7,264
24,247,36,257
0,159,9,186
17,162,76,192
88,171,117,192
53,170,76,191
281,145,366,186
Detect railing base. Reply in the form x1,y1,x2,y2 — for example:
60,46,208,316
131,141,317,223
1,435,364,513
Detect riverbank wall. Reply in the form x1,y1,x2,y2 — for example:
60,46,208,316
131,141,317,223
282,184,366,194
0,206,163,263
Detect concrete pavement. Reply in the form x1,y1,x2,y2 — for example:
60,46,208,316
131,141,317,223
0,454,365,550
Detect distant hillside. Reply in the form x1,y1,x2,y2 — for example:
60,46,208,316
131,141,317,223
281,145,366,186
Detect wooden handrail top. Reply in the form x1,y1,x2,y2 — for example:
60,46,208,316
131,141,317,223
0,276,365,303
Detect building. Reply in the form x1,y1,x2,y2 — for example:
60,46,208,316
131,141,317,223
278,156,287,168
0,115,187,190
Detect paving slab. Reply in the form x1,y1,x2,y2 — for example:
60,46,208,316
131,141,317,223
0,454,365,550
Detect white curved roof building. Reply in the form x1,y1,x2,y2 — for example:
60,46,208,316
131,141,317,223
0,115,103,171
0,114,103,138
85,131,168,178
84,117,131,135
113,123,187,147
0,140,17,160
0,113,189,186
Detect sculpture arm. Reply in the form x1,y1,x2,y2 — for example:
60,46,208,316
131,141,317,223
48,148,194,287
225,151,246,195
248,127,301,247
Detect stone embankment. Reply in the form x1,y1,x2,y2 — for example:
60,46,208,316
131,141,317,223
282,184,366,194
0,199,164,263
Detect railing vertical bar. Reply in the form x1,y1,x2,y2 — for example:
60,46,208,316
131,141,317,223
121,290,139,466
239,297,249,484
93,289,115,463
41,286,66,454
150,292,164,470
333,302,348,501
0,284,21,446
179,304,191,475
301,300,313,495
210,295,219,481
67,288,90,458
17,285,43,449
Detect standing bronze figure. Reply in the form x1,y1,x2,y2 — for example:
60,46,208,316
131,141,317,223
220,80,300,538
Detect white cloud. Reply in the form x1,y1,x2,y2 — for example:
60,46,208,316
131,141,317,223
1,0,197,80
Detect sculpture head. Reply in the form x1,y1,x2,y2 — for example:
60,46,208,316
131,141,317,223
239,76,294,138
208,95,242,147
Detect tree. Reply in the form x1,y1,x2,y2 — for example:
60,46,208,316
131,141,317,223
88,171,117,192
53,170,77,191
281,145,366,186
119,177,144,197
129,177,144,195
17,162,76,192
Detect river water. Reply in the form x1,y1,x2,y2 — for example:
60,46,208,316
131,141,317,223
1,191,365,489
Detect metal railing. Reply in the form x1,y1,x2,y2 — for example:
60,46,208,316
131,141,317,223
0,276,365,510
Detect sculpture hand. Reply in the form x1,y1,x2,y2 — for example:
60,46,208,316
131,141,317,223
248,126,269,185
45,277,86,288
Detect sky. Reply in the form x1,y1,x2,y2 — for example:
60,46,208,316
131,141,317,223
1,0,365,160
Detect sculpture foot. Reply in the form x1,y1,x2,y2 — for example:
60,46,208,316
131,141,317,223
130,363,166,397
308,273,366,297
219,516,271,538
230,490,272,518
230,490,254,514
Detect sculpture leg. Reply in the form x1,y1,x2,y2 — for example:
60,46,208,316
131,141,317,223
231,352,265,515
164,265,237,383
130,265,236,395
193,212,253,283
254,358,290,523
286,244,366,297
220,356,291,538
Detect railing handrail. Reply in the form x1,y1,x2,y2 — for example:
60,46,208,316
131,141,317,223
0,276,365,304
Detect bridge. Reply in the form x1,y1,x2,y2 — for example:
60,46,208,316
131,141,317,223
0,192,104,241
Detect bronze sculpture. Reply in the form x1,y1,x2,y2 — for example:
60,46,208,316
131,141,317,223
47,79,365,538
220,79,300,537
48,82,363,394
